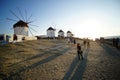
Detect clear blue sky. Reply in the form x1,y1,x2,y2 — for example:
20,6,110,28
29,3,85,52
0,0,120,39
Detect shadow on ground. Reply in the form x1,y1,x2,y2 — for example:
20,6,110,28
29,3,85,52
63,48,89,80
100,43,120,57
4,46,70,80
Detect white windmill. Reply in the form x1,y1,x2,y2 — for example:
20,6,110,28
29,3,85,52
7,8,38,37
67,31,72,38
13,20,28,36
58,29,64,38
46,23,59,39
47,27,55,38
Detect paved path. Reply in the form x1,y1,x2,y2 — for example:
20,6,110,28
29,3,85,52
63,41,120,80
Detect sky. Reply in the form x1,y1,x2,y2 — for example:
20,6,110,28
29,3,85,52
0,0,120,39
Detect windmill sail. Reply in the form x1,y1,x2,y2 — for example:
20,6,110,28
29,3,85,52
8,8,39,37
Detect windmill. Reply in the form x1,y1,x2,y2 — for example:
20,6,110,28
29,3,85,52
7,8,38,37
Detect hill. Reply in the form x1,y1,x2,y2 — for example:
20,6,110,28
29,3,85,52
1,39,120,80
0,39,79,80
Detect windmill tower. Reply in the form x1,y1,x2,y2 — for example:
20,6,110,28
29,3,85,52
47,27,55,38
46,23,59,39
7,8,37,37
58,29,64,37
67,31,72,38
13,20,28,36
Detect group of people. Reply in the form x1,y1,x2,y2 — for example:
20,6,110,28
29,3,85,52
67,38,76,45
67,37,90,60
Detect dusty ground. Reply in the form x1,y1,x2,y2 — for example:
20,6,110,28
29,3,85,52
0,39,120,80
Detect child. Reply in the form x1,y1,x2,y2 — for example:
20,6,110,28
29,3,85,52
77,43,83,60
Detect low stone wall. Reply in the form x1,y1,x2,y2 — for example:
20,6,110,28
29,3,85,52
24,36,37,40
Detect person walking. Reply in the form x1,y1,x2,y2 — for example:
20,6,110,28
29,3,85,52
116,38,119,49
113,38,115,46
77,43,83,60
73,39,76,46
83,40,86,47
87,39,90,48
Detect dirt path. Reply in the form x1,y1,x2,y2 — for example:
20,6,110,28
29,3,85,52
1,40,120,80
62,41,120,80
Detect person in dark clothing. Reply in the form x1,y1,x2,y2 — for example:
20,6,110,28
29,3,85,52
77,43,83,60
83,40,86,46
116,38,119,48
87,39,90,48
73,39,76,45
113,38,115,46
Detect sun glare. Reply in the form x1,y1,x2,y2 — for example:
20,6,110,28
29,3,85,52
75,18,102,39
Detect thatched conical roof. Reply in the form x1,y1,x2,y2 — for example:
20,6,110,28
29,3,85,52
13,20,28,28
47,27,55,31
58,30,64,33
67,31,71,33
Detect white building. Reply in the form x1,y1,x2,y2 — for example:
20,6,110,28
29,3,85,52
13,20,37,41
0,34,37,44
58,30,64,37
47,27,55,38
13,20,28,36
0,34,13,43
67,31,72,37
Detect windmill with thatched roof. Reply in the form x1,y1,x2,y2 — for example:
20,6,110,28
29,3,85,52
13,20,28,36
67,31,72,37
7,8,38,37
47,27,55,38
58,29,64,39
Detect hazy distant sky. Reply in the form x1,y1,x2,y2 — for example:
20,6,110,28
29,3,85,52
0,0,120,39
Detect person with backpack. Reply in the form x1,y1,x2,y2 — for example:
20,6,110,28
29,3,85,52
77,43,83,60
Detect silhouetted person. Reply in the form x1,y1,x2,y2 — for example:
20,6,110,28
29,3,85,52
73,39,76,45
116,38,119,48
83,40,86,46
113,38,115,46
87,39,90,48
77,43,83,60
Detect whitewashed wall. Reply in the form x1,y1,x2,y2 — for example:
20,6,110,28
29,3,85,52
67,33,72,37
16,35,37,41
0,34,37,44
25,36,37,40
14,27,28,36
0,34,13,43
58,32,64,37
47,30,55,38
16,34,24,42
